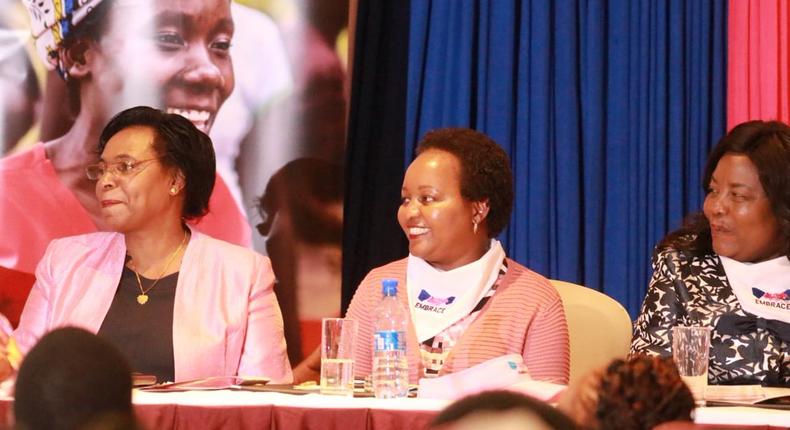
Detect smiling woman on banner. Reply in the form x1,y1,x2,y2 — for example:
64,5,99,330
0,0,251,325
0,107,291,384
631,120,790,386
345,128,570,384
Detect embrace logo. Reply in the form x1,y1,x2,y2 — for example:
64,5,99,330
417,290,455,306
414,290,455,314
751,288,790,311
752,288,790,301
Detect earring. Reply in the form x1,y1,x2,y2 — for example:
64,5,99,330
170,186,178,195
56,56,69,82
473,220,479,235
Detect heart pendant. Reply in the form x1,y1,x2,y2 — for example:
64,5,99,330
137,294,149,305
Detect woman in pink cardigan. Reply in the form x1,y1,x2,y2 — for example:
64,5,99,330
346,128,569,384
0,107,291,384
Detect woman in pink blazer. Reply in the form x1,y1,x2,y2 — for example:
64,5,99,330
0,107,291,384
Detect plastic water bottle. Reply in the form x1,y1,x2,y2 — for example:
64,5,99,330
372,279,409,398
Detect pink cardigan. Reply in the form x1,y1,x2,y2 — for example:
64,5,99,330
346,258,570,384
12,229,292,383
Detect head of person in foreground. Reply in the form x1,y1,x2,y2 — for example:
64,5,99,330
558,355,694,430
431,389,578,430
14,327,136,430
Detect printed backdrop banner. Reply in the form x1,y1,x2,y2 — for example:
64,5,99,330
0,0,348,365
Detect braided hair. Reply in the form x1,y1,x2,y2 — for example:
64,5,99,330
593,355,694,430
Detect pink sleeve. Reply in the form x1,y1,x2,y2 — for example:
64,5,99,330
237,256,293,383
12,241,57,355
522,291,570,385
346,273,377,379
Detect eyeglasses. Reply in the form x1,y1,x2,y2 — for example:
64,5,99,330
85,157,161,181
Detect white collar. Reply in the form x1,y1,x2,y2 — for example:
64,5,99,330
720,255,790,323
406,240,506,342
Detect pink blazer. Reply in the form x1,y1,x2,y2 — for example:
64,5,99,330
13,229,292,383
346,258,570,384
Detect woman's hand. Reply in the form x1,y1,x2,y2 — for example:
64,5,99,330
0,326,12,381
292,347,321,384
0,314,17,381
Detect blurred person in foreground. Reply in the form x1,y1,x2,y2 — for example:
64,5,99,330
344,128,569,383
0,107,291,384
431,390,578,430
631,120,790,385
558,355,694,430
13,327,137,430
0,0,251,328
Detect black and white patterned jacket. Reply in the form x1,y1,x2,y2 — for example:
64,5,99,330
630,248,789,386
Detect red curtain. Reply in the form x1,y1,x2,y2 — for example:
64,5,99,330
728,0,790,129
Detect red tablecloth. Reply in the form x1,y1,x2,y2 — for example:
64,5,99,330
3,389,790,429
2,391,443,430
134,403,438,429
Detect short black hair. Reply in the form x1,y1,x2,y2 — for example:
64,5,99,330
431,390,577,429
14,327,135,430
98,106,216,220
417,128,514,238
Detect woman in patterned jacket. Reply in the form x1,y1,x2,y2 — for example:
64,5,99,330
631,120,790,385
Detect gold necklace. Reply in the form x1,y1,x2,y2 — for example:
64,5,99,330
131,231,188,305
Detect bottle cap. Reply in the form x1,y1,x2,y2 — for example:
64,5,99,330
381,279,398,296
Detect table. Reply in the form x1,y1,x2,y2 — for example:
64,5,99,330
694,407,790,428
2,390,449,430
3,390,790,429
139,390,448,429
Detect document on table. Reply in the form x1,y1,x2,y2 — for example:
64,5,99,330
139,376,271,392
705,385,790,407
417,354,566,402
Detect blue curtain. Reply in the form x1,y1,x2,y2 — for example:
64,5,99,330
405,0,727,317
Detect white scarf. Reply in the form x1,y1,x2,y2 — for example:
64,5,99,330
407,240,506,342
720,255,790,323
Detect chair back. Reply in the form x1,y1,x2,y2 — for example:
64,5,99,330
550,280,633,386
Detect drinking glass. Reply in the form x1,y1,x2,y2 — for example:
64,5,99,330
320,318,357,396
671,325,712,406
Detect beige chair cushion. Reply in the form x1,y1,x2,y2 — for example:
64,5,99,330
551,280,633,386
